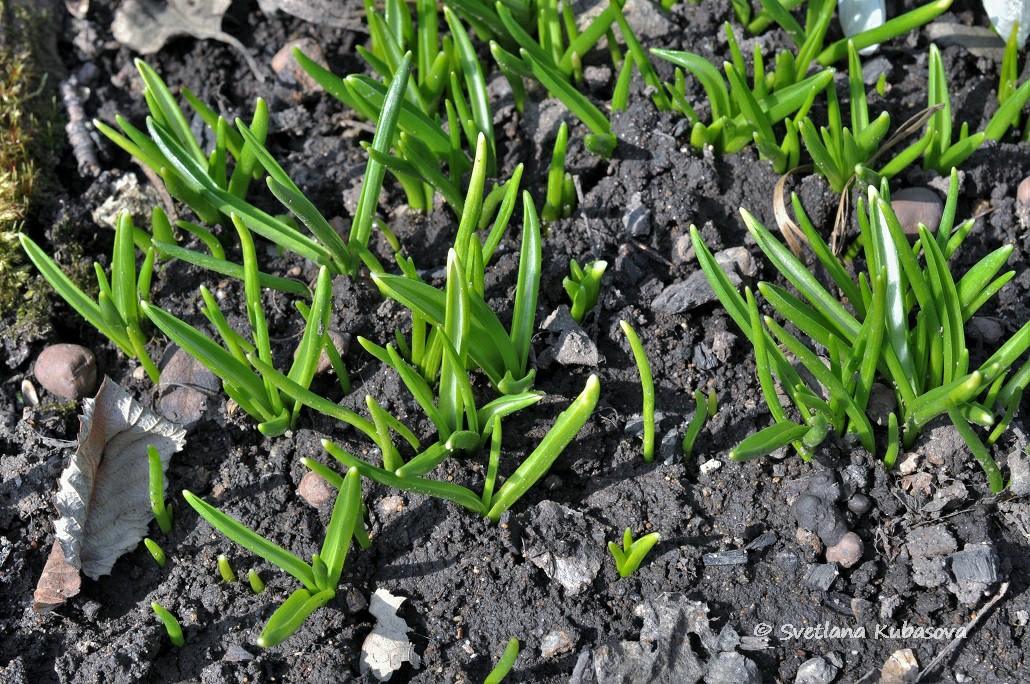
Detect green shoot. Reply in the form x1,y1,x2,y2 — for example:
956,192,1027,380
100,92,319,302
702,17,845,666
151,602,184,647
248,569,265,594
147,445,172,534
564,259,607,322
484,637,520,684
608,528,661,578
20,212,161,382
681,389,710,459
620,321,655,462
183,465,366,645
144,538,166,567
217,554,236,583
542,121,576,223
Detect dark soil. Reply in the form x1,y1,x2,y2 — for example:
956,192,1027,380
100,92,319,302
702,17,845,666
3,0,1030,682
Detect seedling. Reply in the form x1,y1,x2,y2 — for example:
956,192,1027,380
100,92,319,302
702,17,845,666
151,602,184,647
20,211,160,381
620,321,655,463
692,170,1030,492
484,637,520,684
144,538,166,567
541,122,577,223
608,528,662,578
143,262,353,437
217,554,236,583
148,445,172,534
681,389,711,459
923,43,1030,173
183,466,368,647
248,569,265,594
314,374,601,523
564,259,607,323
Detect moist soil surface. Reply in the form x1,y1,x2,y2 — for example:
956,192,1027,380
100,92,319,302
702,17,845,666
3,0,1030,682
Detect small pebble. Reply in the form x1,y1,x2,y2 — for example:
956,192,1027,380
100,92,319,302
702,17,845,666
297,470,334,508
34,344,97,400
540,630,576,659
1018,176,1030,204
891,188,943,239
271,37,327,94
377,495,405,516
825,531,864,568
795,655,839,684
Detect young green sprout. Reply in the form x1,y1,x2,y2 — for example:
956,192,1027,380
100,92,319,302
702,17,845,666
620,321,655,462
681,389,711,460
151,602,184,647
248,569,265,594
484,637,520,684
691,170,1029,492
183,465,366,646
144,538,166,567
20,211,161,382
608,528,661,578
542,121,576,223
564,259,607,323
147,445,172,534
217,554,236,583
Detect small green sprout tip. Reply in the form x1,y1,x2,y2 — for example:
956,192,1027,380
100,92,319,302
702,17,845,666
681,389,710,459
484,637,520,684
620,320,655,463
608,528,662,578
144,538,166,567
217,554,237,583
564,259,607,323
147,445,172,534
248,569,265,594
151,602,184,647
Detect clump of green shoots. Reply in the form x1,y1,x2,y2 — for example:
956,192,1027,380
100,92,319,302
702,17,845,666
620,321,654,463
542,121,576,223
147,445,172,534
20,211,161,381
681,389,715,459
142,261,346,437
564,259,607,322
923,43,1030,173
484,637,520,684
692,169,1030,492
183,466,369,647
144,538,166,567
652,23,833,167
608,528,661,578
151,602,184,647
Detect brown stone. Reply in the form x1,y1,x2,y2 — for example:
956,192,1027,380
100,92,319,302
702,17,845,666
825,531,864,568
891,187,943,239
1017,176,1030,205
298,470,334,508
271,37,326,95
34,344,97,400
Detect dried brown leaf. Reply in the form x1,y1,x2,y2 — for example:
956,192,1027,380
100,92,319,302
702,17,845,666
34,377,185,611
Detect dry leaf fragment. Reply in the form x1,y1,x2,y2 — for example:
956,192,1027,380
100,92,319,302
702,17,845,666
360,589,421,681
112,0,265,80
33,377,185,611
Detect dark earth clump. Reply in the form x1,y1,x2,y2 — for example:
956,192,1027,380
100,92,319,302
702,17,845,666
2,0,1030,682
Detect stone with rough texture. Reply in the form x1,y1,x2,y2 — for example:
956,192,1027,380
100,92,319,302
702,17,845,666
795,656,839,684
157,347,219,428
34,344,97,400
825,532,864,568
297,471,334,508
652,248,753,315
949,544,1000,605
522,501,604,595
705,652,761,684
271,37,326,94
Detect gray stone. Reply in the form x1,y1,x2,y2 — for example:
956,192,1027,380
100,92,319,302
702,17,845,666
157,346,220,428
866,383,896,427
803,563,839,591
541,305,580,333
968,317,1004,345
223,643,254,662
1008,448,1030,496
583,65,612,93
705,652,761,684
553,329,601,366
524,98,568,148
523,502,604,595
623,192,651,237
652,247,754,315
906,524,958,558
911,556,949,588
91,174,161,230
795,656,839,684
925,23,1005,60
540,630,576,659
862,56,892,85
703,549,747,566
622,0,673,40
949,544,1000,605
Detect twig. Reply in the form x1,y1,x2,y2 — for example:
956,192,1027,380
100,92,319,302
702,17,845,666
60,76,100,177
915,581,1010,682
